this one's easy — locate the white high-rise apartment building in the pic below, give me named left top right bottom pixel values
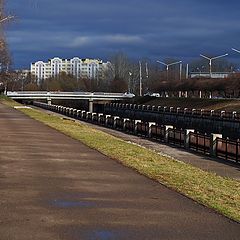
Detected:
left=31, top=57, right=109, bottom=84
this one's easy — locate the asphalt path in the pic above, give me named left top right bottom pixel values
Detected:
left=0, top=103, right=239, bottom=240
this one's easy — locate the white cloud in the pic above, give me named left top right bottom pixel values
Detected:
left=69, top=34, right=143, bottom=47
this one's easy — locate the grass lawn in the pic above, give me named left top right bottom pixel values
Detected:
left=1, top=97, right=240, bottom=222
left=135, top=96, right=240, bottom=111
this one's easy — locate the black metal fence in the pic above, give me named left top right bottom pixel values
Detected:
left=125, top=120, right=135, bottom=133
left=136, top=122, right=149, bottom=137
left=168, top=129, right=185, bottom=146
left=189, top=132, right=210, bottom=154
left=216, top=138, right=240, bottom=163
left=33, top=101, right=240, bottom=164
left=105, top=103, right=240, bottom=121
left=150, top=125, right=165, bottom=141
left=115, top=118, right=124, bottom=130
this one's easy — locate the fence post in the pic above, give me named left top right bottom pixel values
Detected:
left=76, top=110, right=80, bottom=118
left=113, top=116, right=120, bottom=129
left=232, top=111, right=237, bottom=119
left=236, top=140, right=239, bottom=163
left=164, top=125, right=173, bottom=143
left=81, top=110, right=86, bottom=119
left=134, top=120, right=142, bottom=134
left=210, top=133, right=222, bottom=157
left=184, top=129, right=195, bottom=149
left=92, top=113, right=97, bottom=122
left=98, top=113, right=104, bottom=124
left=123, top=118, right=130, bottom=131
left=86, top=112, right=91, bottom=121
left=105, top=115, right=111, bottom=126
left=148, top=122, right=156, bottom=138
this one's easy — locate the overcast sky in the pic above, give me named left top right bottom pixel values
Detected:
left=5, top=0, right=240, bottom=69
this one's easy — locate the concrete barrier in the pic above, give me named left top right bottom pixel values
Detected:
left=113, top=116, right=120, bottom=129
left=148, top=122, right=156, bottom=138
left=105, top=115, right=111, bottom=126
left=164, top=125, right=174, bottom=143
left=210, top=133, right=222, bottom=157
left=184, top=129, right=195, bottom=149
left=134, top=120, right=142, bottom=134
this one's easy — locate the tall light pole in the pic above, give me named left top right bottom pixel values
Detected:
left=128, top=71, right=132, bottom=93
left=232, top=48, right=240, bottom=54
left=145, top=62, right=149, bottom=79
left=0, top=16, right=14, bottom=24
left=186, top=64, right=189, bottom=79
left=179, top=63, right=182, bottom=81
left=200, top=53, right=228, bottom=77
left=157, top=60, right=182, bottom=81
left=139, top=61, right=142, bottom=96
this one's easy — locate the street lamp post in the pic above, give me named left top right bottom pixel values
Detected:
left=200, top=53, right=228, bottom=77
left=179, top=63, right=182, bottom=81
left=145, top=62, right=149, bottom=79
left=0, top=16, right=14, bottom=24
left=232, top=48, right=240, bottom=54
left=139, top=61, right=142, bottom=96
left=156, top=60, right=182, bottom=81
left=128, top=71, right=132, bottom=93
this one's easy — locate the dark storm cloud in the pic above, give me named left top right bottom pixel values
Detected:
left=5, top=0, right=240, bottom=68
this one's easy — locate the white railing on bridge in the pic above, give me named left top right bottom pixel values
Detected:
left=6, top=91, right=135, bottom=100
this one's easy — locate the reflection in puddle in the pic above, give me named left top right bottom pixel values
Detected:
left=51, top=199, right=94, bottom=208
left=91, top=230, right=114, bottom=240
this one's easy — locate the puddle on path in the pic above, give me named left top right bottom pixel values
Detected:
left=90, top=230, right=115, bottom=240
left=63, top=226, right=129, bottom=239
left=51, top=199, right=94, bottom=208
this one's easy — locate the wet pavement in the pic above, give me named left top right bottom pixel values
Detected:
left=0, top=103, right=240, bottom=240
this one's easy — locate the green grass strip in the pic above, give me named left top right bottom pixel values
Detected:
left=2, top=98, right=240, bottom=222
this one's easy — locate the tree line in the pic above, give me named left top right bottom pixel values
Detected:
left=1, top=49, right=240, bottom=97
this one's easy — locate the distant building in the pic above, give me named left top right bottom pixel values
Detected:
left=15, top=69, right=31, bottom=79
left=31, top=57, right=110, bottom=85
left=189, top=72, right=231, bottom=79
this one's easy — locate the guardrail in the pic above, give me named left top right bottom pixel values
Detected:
left=216, top=138, right=240, bottom=163
left=189, top=132, right=211, bottom=154
left=7, top=91, right=135, bottom=101
left=33, top=101, right=239, bottom=164
left=105, top=103, right=240, bottom=121
left=168, top=129, right=185, bottom=146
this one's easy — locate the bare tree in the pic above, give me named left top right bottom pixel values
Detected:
left=0, top=0, right=14, bottom=92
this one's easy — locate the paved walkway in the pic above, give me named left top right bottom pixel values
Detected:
left=0, top=103, right=239, bottom=240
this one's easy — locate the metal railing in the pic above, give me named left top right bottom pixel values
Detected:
left=150, top=125, right=165, bottom=141
left=189, top=132, right=210, bottom=154
left=125, top=120, right=135, bottom=133
left=216, top=138, right=240, bottom=163
left=168, top=129, right=185, bottom=146
left=33, top=101, right=240, bottom=165
left=116, top=118, right=124, bottom=130
left=136, top=122, right=149, bottom=137
left=106, top=103, right=240, bottom=121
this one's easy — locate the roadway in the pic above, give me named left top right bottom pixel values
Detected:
left=0, top=102, right=239, bottom=240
